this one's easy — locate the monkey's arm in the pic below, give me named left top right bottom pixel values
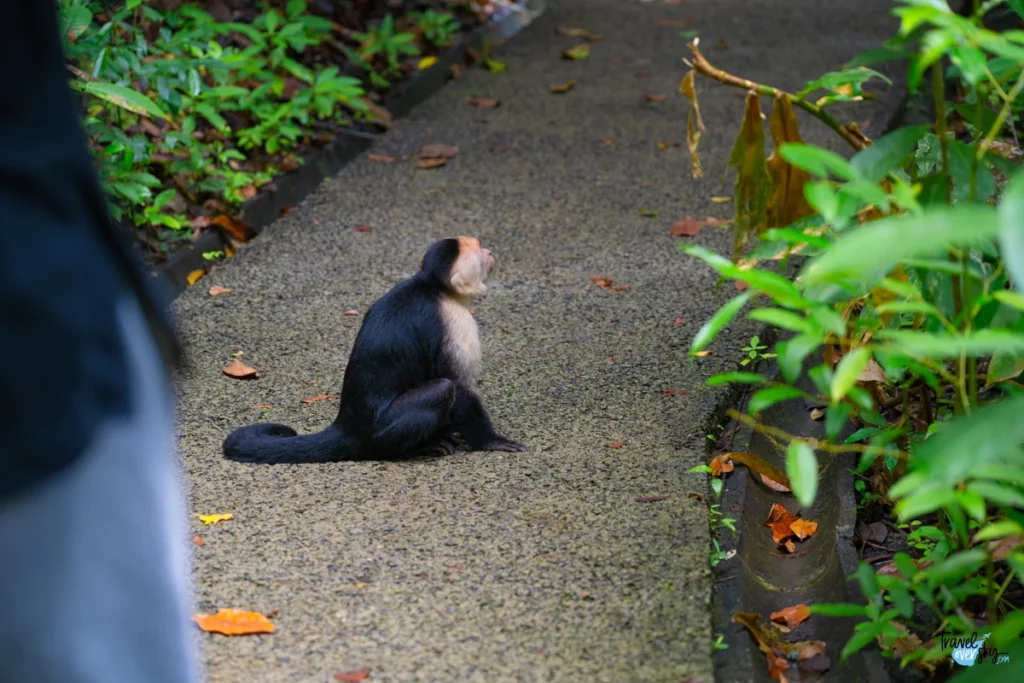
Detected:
left=450, top=385, right=528, bottom=452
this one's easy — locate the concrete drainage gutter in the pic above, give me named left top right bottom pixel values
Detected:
left=711, top=353, right=891, bottom=683
left=155, top=0, right=546, bottom=298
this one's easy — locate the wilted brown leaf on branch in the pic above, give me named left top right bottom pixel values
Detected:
left=193, top=609, right=274, bottom=636
left=728, top=92, right=772, bottom=260
left=761, top=474, right=791, bottom=492
left=679, top=70, right=705, bottom=179
left=766, top=94, right=814, bottom=230
left=725, top=452, right=791, bottom=489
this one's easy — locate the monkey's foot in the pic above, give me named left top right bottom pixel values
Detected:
left=480, top=437, right=530, bottom=453
left=417, top=436, right=460, bottom=457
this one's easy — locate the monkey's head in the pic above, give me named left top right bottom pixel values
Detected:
left=421, top=236, right=494, bottom=299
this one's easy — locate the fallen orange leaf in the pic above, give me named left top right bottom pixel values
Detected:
left=416, top=157, right=447, bottom=169
left=193, top=535, right=205, bottom=546
left=335, top=667, right=371, bottom=682
left=368, top=153, right=395, bottom=163
left=211, top=214, right=255, bottom=242
left=710, top=454, right=735, bottom=476
left=239, top=184, right=257, bottom=201
left=301, top=394, right=340, bottom=404
left=723, top=452, right=791, bottom=488
left=767, top=653, right=790, bottom=679
left=550, top=79, right=576, bottom=94
left=735, top=281, right=750, bottom=291
left=761, top=473, right=791, bottom=493
left=790, top=519, right=818, bottom=540
left=209, top=285, right=232, bottom=296
left=766, top=503, right=797, bottom=544
left=784, top=539, right=797, bottom=553
left=671, top=217, right=704, bottom=237
left=770, top=604, right=811, bottom=629
left=186, top=269, right=205, bottom=286
left=580, top=591, right=593, bottom=599
left=355, top=224, right=372, bottom=233
left=607, top=441, right=627, bottom=449
left=420, top=144, right=459, bottom=159
left=673, top=317, right=687, bottom=325
left=254, top=404, right=273, bottom=410
left=223, top=359, right=259, bottom=380
left=468, top=98, right=500, bottom=108
left=193, top=609, right=274, bottom=636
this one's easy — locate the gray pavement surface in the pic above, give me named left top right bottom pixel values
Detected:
left=172, top=0, right=905, bottom=680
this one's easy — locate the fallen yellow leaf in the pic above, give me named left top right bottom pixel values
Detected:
left=193, top=609, right=274, bottom=635
left=187, top=269, right=205, bottom=286
left=417, top=56, right=438, bottom=71
left=196, top=513, right=233, bottom=525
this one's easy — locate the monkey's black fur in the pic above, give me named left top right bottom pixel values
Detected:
left=223, top=238, right=527, bottom=463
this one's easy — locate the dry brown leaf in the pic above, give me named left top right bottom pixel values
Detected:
left=725, top=452, right=792, bottom=490
left=661, top=389, right=688, bottom=397
left=643, top=93, right=667, bottom=103
left=858, top=359, right=887, bottom=383
left=279, top=204, right=293, bottom=218
left=766, top=94, right=814, bottom=231
left=194, top=609, right=274, bottom=636
left=209, top=285, right=232, bottom=296
left=416, top=157, right=447, bottom=169
left=420, top=144, right=459, bottom=159
left=671, top=216, right=704, bottom=237
left=607, top=441, right=627, bottom=449
left=590, top=275, right=630, bottom=292
left=239, top=184, right=257, bottom=201
left=710, top=454, right=735, bottom=476
left=716, top=38, right=730, bottom=49
left=368, top=153, right=395, bottom=163
left=783, top=539, right=797, bottom=553
left=334, top=668, right=371, bottom=682
left=254, top=404, right=272, bottom=410
left=603, top=138, right=614, bottom=147
left=729, top=92, right=771, bottom=259
left=450, top=63, right=465, bottom=79
left=634, top=495, right=668, bottom=503
left=468, top=98, right=500, bottom=108
left=761, top=473, right=791, bottom=492
left=771, top=604, right=811, bottom=630
left=858, top=521, right=889, bottom=545
left=550, top=79, right=576, bottom=94
left=193, top=535, right=205, bottom=546
left=679, top=70, right=705, bottom=179
left=656, top=18, right=690, bottom=27
left=991, top=535, right=1024, bottom=560
left=354, top=224, right=373, bottom=233
left=673, top=317, right=687, bottom=326
left=223, top=359, right=259, bottom=380
left=809, top=407, right=825, bottom=421
left=734, top=281, right=750, bottom=292
left=186, top=269, right=205, bottom=286
left=191, top=215, right=212, bottom=229
left=556, top=27, right=603, bottom=41
left=790, top=519, right=818, bottom=540
left=211, top=214, right=255, bottom=242
left=767, top=653, right=790, bottom=679
left=301, top=394, right=340, bottom=404
left=344, top=309, right=359, bottom=316
left=766, top=503, right=798, bottom=544
left=580, top=591, right=593, bottom=599
left=884, top=625, right=936, bottom=673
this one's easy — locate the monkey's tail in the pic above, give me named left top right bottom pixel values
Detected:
left=222, top=423, right=358, bottom=464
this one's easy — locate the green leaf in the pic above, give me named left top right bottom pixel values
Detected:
left=875, top=300, right=942, bottom=317
left=973, top=519, right=1024, bottom=542
left=966, top=481, right=1024, bottom=509
left=999, top=170, right=1024, bottom=292
left=948, top=139, right=996, bottom=202
left=563, top=44, right=590, bottom=60
left=825, top=402, right=853, bottom=441
left=877, top=329, right=1024, bottom=358
left=994, top=290, right=1024, bottom=311
left=801, top=205, right=1000, bottom=290
left=72, top=81, right=169, bottom=120
left=195, top=103, right=229, bottom=133
left=831, top=347, right=871, bottom=403
left=840, top=622, right=885, bottom=664
left=786, top=440, right=819, bottom=506
left=809, top=602, right=868, bottom=617
left=777, top=334, right=819, bottom=384
left=956, top=489, right=987, bottom=523
left=988, top=350, right=1024, bottom=386
left=749, top=386, right=805, bottom=415
left=152, top=189, right=176, bottom=210
left=845, top=427, right=881, bottom=443
left=747, top=307, right=816, bottom=334
left=779, top=143, right=854, bottom=180
left=187, top=68, right=202, bottom=97
left=61, top=4, right=93, bottom=43
left=924, top=548, right=987, bottom=586
left=850, top=125, right=928, bottom=182
left=706, top=372, right=768, bottom=386
left=690, top=293, right=750, bottom=355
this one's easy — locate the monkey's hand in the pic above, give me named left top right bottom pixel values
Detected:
left=480, top=436, right=529, bottom=453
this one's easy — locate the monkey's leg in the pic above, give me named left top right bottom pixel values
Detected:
left=450, top=385, right=529, bottom=453
left=368, top=378, right=456, bottom=457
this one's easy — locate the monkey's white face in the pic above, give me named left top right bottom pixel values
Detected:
left=450, top=236, right=492, bottom=299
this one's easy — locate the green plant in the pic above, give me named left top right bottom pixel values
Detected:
left=680, top=0, right=1024, bottom=674
left=411, top=9, right=461, bottom=47
left=352, top=14, right=420, bottom=77
left=739, top=334, right=775, bottom=366
left=713, top=633, right=730, bottom=651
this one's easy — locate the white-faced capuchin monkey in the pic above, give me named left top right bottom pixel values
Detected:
left=223, top=236, right=529, bottom=463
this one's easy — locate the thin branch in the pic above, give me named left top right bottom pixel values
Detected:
left=685, top=41, right=870, bottom=151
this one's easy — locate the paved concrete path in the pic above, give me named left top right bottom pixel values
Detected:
left=172, top=0, right=904, bottom=680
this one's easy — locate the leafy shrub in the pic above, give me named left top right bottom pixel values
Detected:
left=682, top=0, right=1024, bottom=674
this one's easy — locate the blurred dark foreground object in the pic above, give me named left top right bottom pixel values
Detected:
left=0, top=3, right=197, bottom=682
